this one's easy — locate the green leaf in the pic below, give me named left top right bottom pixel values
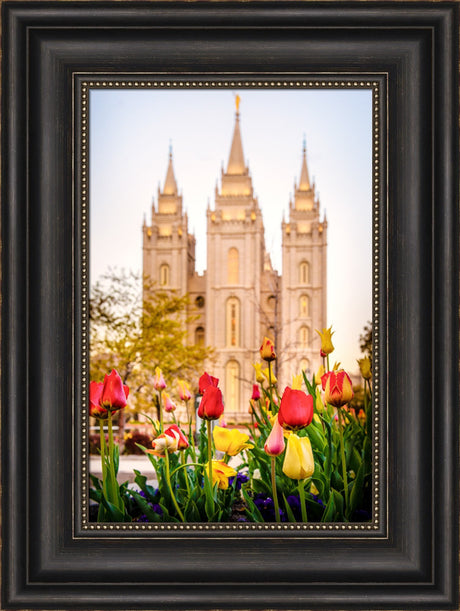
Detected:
left=321, top=493, right=336, bottom=522
left=307, top=424, right=326, bottom=453
left=282, top=494, right=297, bottom=522
left=242, top=488, right=265, bottom=522
left=348, top=461, right=365, bottom=519
left=331, top=488, right=344, bottom=521
left=129, top=489, right=161, bottom=522
left=99, top=496, right=127, bottom=522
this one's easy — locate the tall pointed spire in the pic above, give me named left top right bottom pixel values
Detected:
left=163, top=145, right=178, bottom=195
left=227, top=97, right=246, bottom=175
left=298, top=137, right=311, bottom=191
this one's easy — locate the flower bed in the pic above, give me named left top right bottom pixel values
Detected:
left=89, top=329, right=372, bottom=523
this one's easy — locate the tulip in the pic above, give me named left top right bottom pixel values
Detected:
left=264, top=416, right=285, bottom=456
left=213, top=426, right=253, bottom=456
left=89, top=381, right=109, bottom=419
left=282, top=434, right=314, bottom=480
left=162, top=391, right=176, bottom=413
left=177, top=379, right=192, bottom=401
left=205, top=460, right=237, bottom=489
left=278, top=387, right=313, bottom=431
left=292, top=374, right=303, bottom=390
left=98, top=369, right=129, bottom=412
left=251, top=384, right=261, bottom=401
left=253, top=362, right=265, bottom=384
left=146, top=424, right=188, bottom=457
left=358, top=409, right=367, bottom=426
left=153, top=366, right=166, bottom=391
left=198, top=385, right=224, bottom=420
left=315, top=391, right=324, bottom=413
left=314, top=364, right=325, bottom=385
left=316, top=326, right=335, bottom=355
left=324, top=370, right=354, bottom=408
left=357, top=356, right=372, bottom=380
left=260, top=336, right=276, bottom=362
left=199, top=371, right=219, bottom=394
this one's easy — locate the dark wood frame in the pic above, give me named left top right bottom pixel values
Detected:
left=2, top=2, right=458, bottom=609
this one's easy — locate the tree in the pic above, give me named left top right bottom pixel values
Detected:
left=90, top=269, right=213, bottom=419
left=359, top=320, right=372, bottom=363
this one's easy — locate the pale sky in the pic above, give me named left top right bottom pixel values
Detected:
left=90, top=89, right=372, bottom=373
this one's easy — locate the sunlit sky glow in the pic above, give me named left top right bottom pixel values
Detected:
left=90, top=89, right=372, bottom=373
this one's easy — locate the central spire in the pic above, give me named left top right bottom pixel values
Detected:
left=163, top=146, right=178, bottom=195
left=298, top=138, right=311, bottom=191
left=226, top=98, right=246, bottom=175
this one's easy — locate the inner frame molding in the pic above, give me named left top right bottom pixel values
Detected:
left=75, top=74, right=387, bottom=536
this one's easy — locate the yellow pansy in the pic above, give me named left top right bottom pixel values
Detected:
left=213, top=426, right=254, bottom=456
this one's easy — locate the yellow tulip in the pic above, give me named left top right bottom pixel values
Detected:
left=332, top=361, right=341, bottom=371
left=357, top=356, right=372, bottom=380
left=316, top=326, right=334, bottom=355
left=213, top=426, right=254, bottom=456
left=314, top=365, right=325, bottom=385
left=253, top=362, right=265, bottom=384
left=315, top=392, right=324, bottom=413
left=282, top=434, right=314, bottom=480
left=291, top=374, right=303, bottom=390
left=205, top=460, right=237, bottom=489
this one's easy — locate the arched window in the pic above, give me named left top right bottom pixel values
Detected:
left=300, top=326, right=310, bottom=349
left=225, top=360, right=240, bottom=413
left=228, top=248, right=239, bottom=284
left=299, top=261, right=309, bottom=285
left=160, top=263, right=170, bottom=286
left=300, top=358, right=310, bottom=376
left=299, top=295, right=309, bottom=317
left=226, top=297, right=240, bottom=347
left=195, top=326, right=205, bottom=346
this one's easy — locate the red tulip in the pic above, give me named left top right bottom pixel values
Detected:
left=199, top=372, right=219, bottom=394
left=278, top=387, right=313, bottom=431
left=90, top=370, right=129, bottom=416
left=251, top=384, right=261, bottom=401
left=165, top=424, right=189, bottom=450
left=146, top=424, right=188, bottom=456
left=198, top=385, right=224, bottom=420
left=324, top=370, right=354, bottom=408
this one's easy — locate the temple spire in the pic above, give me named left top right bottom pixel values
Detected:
left=227, top=98, right=245, bottom=175
left=163, top=145, right=178, bottom=195
left=298, top=137, right=311, bottom=191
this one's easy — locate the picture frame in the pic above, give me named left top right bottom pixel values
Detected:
left=2, top=2, right=458, bottom=609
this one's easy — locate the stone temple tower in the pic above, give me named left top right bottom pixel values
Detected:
left=280, top=140, right=328, bottom=383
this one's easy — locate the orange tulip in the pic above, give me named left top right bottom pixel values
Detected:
left=260, top=336, right=276, bottom=362
left=324, top=370, right=354, bottom=408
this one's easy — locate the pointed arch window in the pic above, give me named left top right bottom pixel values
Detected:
left=225, top=360, right=240, bottom=413
left=299, top=295, right=310, bottom=317
left=300, top=358, right=310, bottom=375
left=160, top=263, right=170, bottom=286
left=228, top=248, right=239, bottom=284
left=299, top=261, right=309, bottom=285
left=195, top=326, right=205, bottom=346
left=226, top=297, right=240, bottom=347
left=300, top=326, right=310, bottom=349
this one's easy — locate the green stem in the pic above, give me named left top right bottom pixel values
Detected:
left=164, top=449, right=185, bottom=521
left=337, top=407, right=349, bottom=520
left=327, top=354, right=330, bottom=372
left=267, top=363, right=275, bottom=412
left=363, top=379, right=368, bottom=415
left=99, top=419, right=108, bottom=501
left=298, top=479, right=308, bottom=522
left=181, top=451, right=191, bottom=497
left=206, top=419, right=213, bottom=485
left=170, top=461, right=204, bottom=478
left=107, top=411, right=123, bottom=512
left=270, top=456, right=280, bottom=523
left=158, top=392, right=164, bottom=433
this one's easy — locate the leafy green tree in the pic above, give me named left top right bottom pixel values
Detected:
left=90, top=269, right=213, bottom=420
left=359, top=320, right=372, bottom=363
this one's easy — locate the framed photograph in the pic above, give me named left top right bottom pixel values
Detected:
left=2, top=2, right=458, bottom=609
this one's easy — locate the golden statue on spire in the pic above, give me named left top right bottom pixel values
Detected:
left=235, top=94, right=241, bottom=113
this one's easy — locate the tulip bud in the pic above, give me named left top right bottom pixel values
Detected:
left=292, top=374, right=303, bottom=390
left=99, top=369, right=129, bottom=412
left=282, top=434, right=314, bottom=480
left=260, top=336, right=276, bottom=362
left=162, top=391, right=176, bottom=413
left=262, top=364, right=277, bottom=385
left=199, top=371, right=219, bottom=394
left=197, top=385, right=224, bottom=420
left=314, top=365, right=325, bottom=386
left=357, top=357, right=372, bottom=380
left=315, top=391, right=324, bottom=413
left=264, top=416, right=285, bottom=456
left=153, top=367, right=166, bottom=391
left=89, top=381, right=109, bottom=419
left=316, top=326, right=335, bottom=355
left=278, top=387, right=314, bottom=431
left=358, top=409, right=366, bottom=426
left=177, top=379, right=192, bottom=401
left=324, top=370, right=354, bottom=408
left=253, top=362, right=265, bottom=384
left=251, top=384, right=261, bottom=401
